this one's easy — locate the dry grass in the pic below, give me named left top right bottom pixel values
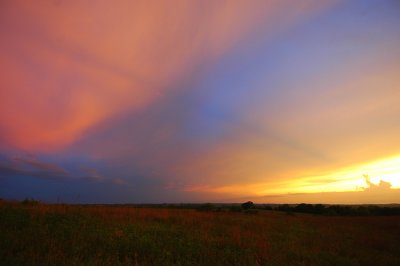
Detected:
left=1, top=202, right=399, bottom=265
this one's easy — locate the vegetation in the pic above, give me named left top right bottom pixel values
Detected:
left=21, top=197, right=41, bottom=206
left=1, top=200, right=400, bottom=265
left=274, top=203, right=400, bottom=216
left=241, top=201, right=255, bottom=210
left=197, top=203, right=216, bottom=211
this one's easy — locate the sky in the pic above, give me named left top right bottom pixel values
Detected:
left=1, top=0, right=400, bottom=204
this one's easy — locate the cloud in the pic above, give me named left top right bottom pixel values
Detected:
left=363, top=174, right=392, bottom=192
left=0, top=155, right=69, bottom=180
left=111, top=178, right=127, bottom=185
left=0, top=154, right=125, bottom=185
left=13, top=156, right=69, bottom=176
left=250, top=189, right=400, bottom=204
left=2, top=1, right=399, bottom=204
left=0, top=0, right=335, bottom=151
left=79, top=166, right=104, bottom=182
left=236, top=175, right=399, bottom=204
left=79, top=166, right=125, bottom=185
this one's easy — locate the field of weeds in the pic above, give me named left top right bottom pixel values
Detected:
left=1, top=202, right=399, bottom=265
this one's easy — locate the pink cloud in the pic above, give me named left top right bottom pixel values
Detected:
left=0, top=0, right=334, bottom=151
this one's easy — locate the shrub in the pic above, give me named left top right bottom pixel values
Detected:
left=21, top=198, right=40, bottom=206
left=241, top=201, right=254, bottom=210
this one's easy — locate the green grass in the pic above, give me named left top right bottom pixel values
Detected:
left=1, top=202, right=399, bottom=265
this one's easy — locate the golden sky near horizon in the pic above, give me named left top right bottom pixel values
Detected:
left=0, top=0, right=399, bottom=204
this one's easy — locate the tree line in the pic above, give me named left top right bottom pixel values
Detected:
left=273, top=203, right=400, bottom=216
left=198, top=201, right=400, bottom=216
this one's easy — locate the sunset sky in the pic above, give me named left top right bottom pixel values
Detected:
left=1, top=0, right=399, bottom=204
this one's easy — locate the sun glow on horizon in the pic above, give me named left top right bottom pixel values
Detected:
left=187, top=154, right=400, bottom=199
left=256, top=154, right=400, bottom=196
left=1, top=1, right=399, bottom=204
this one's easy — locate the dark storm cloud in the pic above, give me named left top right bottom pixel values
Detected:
left=0, top=155, right=69, bottom=180
left=0, top=154, right=123, bottom=185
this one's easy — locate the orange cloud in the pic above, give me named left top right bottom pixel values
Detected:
left=171, top=45, right=400, bottom=194
left=363, top=174, right=392, bottom=192
left=0, top=0, right=335, bottom=151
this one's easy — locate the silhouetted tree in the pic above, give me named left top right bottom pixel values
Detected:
left=272, top=202, right=400, bottom=216
left=264, top=205, right=273, bottom=210
left=295, top=203, right=314, bottom=213
left=314, top=204, right=325, bottom=214
left=241, top=201, right=254, bottom=210
left=277, top=204, right=292, bottom=212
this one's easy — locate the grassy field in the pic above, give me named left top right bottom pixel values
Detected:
left=1, top=201, right=399, bottom=265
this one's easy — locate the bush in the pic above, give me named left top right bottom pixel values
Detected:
left=241, top=201, right=254, bottom=210
left=21, top=198, right=40, bottom=206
